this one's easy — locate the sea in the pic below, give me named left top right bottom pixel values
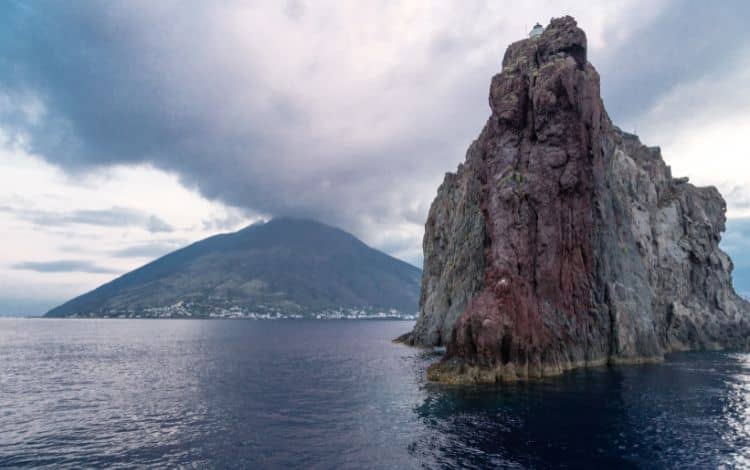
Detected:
left=0, top=318, right=748, bottom=469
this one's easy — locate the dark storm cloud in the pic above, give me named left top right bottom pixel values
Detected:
left=11, top=260, right=119, bottom=274
left=0, top=1, right=749, bottom=246
left=0, top=205, right=174, bottom=233
left=0, top=1, right=485, bottom=236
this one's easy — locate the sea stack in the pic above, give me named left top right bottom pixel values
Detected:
left=401, top=16, right=750, bottom=383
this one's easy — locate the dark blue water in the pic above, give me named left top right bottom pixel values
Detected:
left=1, top=319, right=749, bottom=469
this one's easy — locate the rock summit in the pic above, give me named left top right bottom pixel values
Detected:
left=399, top=16, right=750, bottom=383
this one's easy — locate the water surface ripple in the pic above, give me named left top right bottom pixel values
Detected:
left=1, top=319, right=748, bottom=468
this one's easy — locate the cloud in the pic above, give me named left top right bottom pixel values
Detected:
left=726, top=186, right=750, bottom=212
left=594, top=1, right=750, bottom=128
left=0, top=1, right=748, bottom=258
left=0, top=205, right=174, bottom=233
left=201, top=208, right=255, bottom=232
left=111, top=240, right=187, bottom=259
left=11, top=260, right=119, bottom=274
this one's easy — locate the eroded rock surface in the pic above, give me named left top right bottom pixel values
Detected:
left=400, top=16, right=750, bottom=383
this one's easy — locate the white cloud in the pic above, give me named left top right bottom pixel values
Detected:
left=634, top=49, right=750, bottom=217
left=0, top=141, right=258, bottom=312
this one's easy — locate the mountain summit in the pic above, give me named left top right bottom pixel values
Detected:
left=46, top=218, right=421, bottom=318
left=400, top=16, right=750, bottom=383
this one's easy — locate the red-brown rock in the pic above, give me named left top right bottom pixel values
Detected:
left=401, top=16, right=750, bottom=383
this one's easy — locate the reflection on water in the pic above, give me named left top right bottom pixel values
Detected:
left=724, top=354, right=750, bottom=469
left=413, top=354, right=750, bottom=468
left=0, top=318, right=748, bottom=468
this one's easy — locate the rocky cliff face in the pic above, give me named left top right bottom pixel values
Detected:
left=401, top=16, right=750, bottom=383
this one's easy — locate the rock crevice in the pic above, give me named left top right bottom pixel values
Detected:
left=401, top=16, right=750, bottom=383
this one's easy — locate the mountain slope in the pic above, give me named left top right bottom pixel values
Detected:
left=46, top=218, right=422, bottom=318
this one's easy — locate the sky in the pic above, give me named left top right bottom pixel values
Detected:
left=1, top=0, right=749, bottom=315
